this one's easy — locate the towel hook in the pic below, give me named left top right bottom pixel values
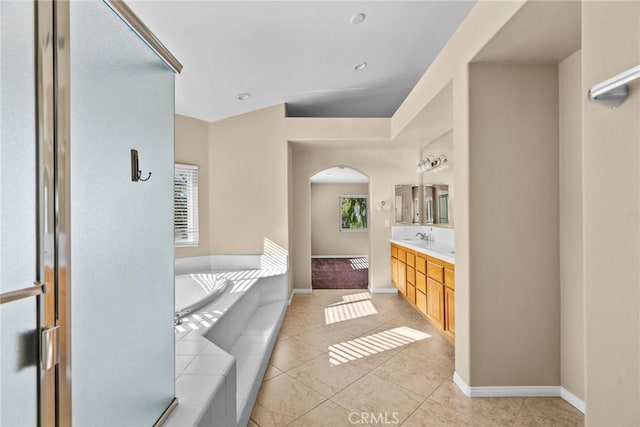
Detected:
left=131, top=149, right=152, bottom=182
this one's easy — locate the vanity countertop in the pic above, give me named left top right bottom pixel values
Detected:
left=390, top=238, right=455, bottom=265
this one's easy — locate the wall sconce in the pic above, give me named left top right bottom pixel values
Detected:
left=376, top=200, right=392, bottom=212
left=417, top=155, right=448, bottom=174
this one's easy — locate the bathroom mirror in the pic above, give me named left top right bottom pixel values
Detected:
left=394, top=184, right=420, bottom=224
left=423, top=184, right=451, bottom=227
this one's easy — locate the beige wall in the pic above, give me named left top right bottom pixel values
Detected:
left=583, top=2, right=640, bottom=424
left=468, top=63, right=560, bottom=386
left=208, top=104, right=288, bottom=254
left=291, top=146, right=417, bottom=291
left=559, top=50, right=584, bottom=401
left=453, top=67, right=471, bottom=383
left=175, top=114, right=211, bottom=258
left=310, top=183, right=369, bottom=257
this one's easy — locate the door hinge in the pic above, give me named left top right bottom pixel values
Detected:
left=41, top=325, right=60, bottom=371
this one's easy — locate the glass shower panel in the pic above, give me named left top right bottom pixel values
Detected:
left=0, top=1, right=39, bottom=425
left=70, top=2, right=175, bottom=425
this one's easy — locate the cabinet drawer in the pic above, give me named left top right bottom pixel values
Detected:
left=444, top=268, right=455, bottom=290
left=398, top=248, right=406, bottom=263
left=416, top=256, right=426, bottom=274
left=427, top=261, right=444, bottom=282
left=406, top=283, right=416, bottom=304
left=391, top=245, right=398, bottom=259
left=407, top=266, right=415, bottom=285
left=416, top=290, right=427, bottom=315
left=416, top=271, right=426, bottom=294
left=406, top=251, right=415, bottom=268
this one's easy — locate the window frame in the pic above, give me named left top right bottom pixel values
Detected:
left=174, top=163, right=199, bottom=247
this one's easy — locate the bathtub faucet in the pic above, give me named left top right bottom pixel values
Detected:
left=174, top=312, right=183, bottom=326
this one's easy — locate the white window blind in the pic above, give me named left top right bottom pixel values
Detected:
left=174, top=163, right=199, bottom=247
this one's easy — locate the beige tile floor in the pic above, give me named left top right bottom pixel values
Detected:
left=250, top=290, right=584, bottom=427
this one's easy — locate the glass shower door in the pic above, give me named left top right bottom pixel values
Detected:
left=69, top=1, right=176, bottom=425
left=1, top=1, right=41, bottom=425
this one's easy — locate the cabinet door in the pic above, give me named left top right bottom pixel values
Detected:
left=427, top=278, right=444, bottom=329
left=416, top=271, right=426, bottom=294
left=416, top=290, right=427, bottom=315
left=398, top=261, right=406, bottom=295
left=391, top=257, right=398, bottom=286
left=407, top=283, right=416, bottom=304
left=407, top=266, right=415, bottom=285
left=445, top=287, right=455, bottom=336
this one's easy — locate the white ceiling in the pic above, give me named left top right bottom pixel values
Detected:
left=310, top=167, right=368, bottom=184
left=128, top=1, right=476, bottom=123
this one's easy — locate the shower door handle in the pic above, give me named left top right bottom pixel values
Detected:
left=0, top=283, right=44, bottom=305
left=41, top=326, right=60, bottom=371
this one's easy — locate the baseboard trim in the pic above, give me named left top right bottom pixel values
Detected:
left=288, top=288, right=312, bottom=305
left=560, top=387, right=586, bottom=413
left=370, top=287, right=398, bottom=294
left=453, top=372, right=471, bottom=396
left=311, top=255, right=368, bottom=259
left=452, top=372, right=585, bottom=414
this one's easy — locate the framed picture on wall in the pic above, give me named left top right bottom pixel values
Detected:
left=339, top=195, right=368, bottom=232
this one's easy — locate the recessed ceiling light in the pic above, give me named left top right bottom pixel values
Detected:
left=350, top=13, right=366, bottom=25
left=237, top=92, right=251, bottom=101
left=354, top=62, right=368, bottom=71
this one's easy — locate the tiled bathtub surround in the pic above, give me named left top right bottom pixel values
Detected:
left=168, top=259, right=287, bottom=427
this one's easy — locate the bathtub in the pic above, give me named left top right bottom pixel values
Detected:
left=175, top=272, right=229, bottom=317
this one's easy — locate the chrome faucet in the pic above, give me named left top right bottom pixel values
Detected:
left=415, top=232, right=427, bottom=241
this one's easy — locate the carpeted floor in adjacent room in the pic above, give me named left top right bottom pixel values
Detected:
left=311, top=257, right=368, bottom=289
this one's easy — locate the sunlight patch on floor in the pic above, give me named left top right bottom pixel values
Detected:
left=349, top=257, right=369, bottom=270
left=324, top=299, right=377, bottom=325
left=327, top=292, right=371, bottom=307
left=328, top=326, right=431, bottom=366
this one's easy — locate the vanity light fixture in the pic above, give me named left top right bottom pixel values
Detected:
left=350, top=13, right=366, bottom=25
left=237, top=92, right=251, bottom=101
left=417, top=155, right=448, bottom=174
left=354, top=62, right=368, bottom=71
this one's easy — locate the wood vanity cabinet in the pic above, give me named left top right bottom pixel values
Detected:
left=445, top=287, right=455, bottom=336
left=391, top=257, right=398, bottom=286
left=444, top=267, right=455, bottom=338
left=415, top=255, right=427, bottom=316
left=396, top=246, right=407, bottom=296
left=390, top=243, right=455, bottom=342
left=427, top=278, right=445, bottom=328
left=406, top=251, right=416, bottom=303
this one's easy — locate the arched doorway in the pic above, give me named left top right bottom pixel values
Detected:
left=309, top=166, right=370, bottom=289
